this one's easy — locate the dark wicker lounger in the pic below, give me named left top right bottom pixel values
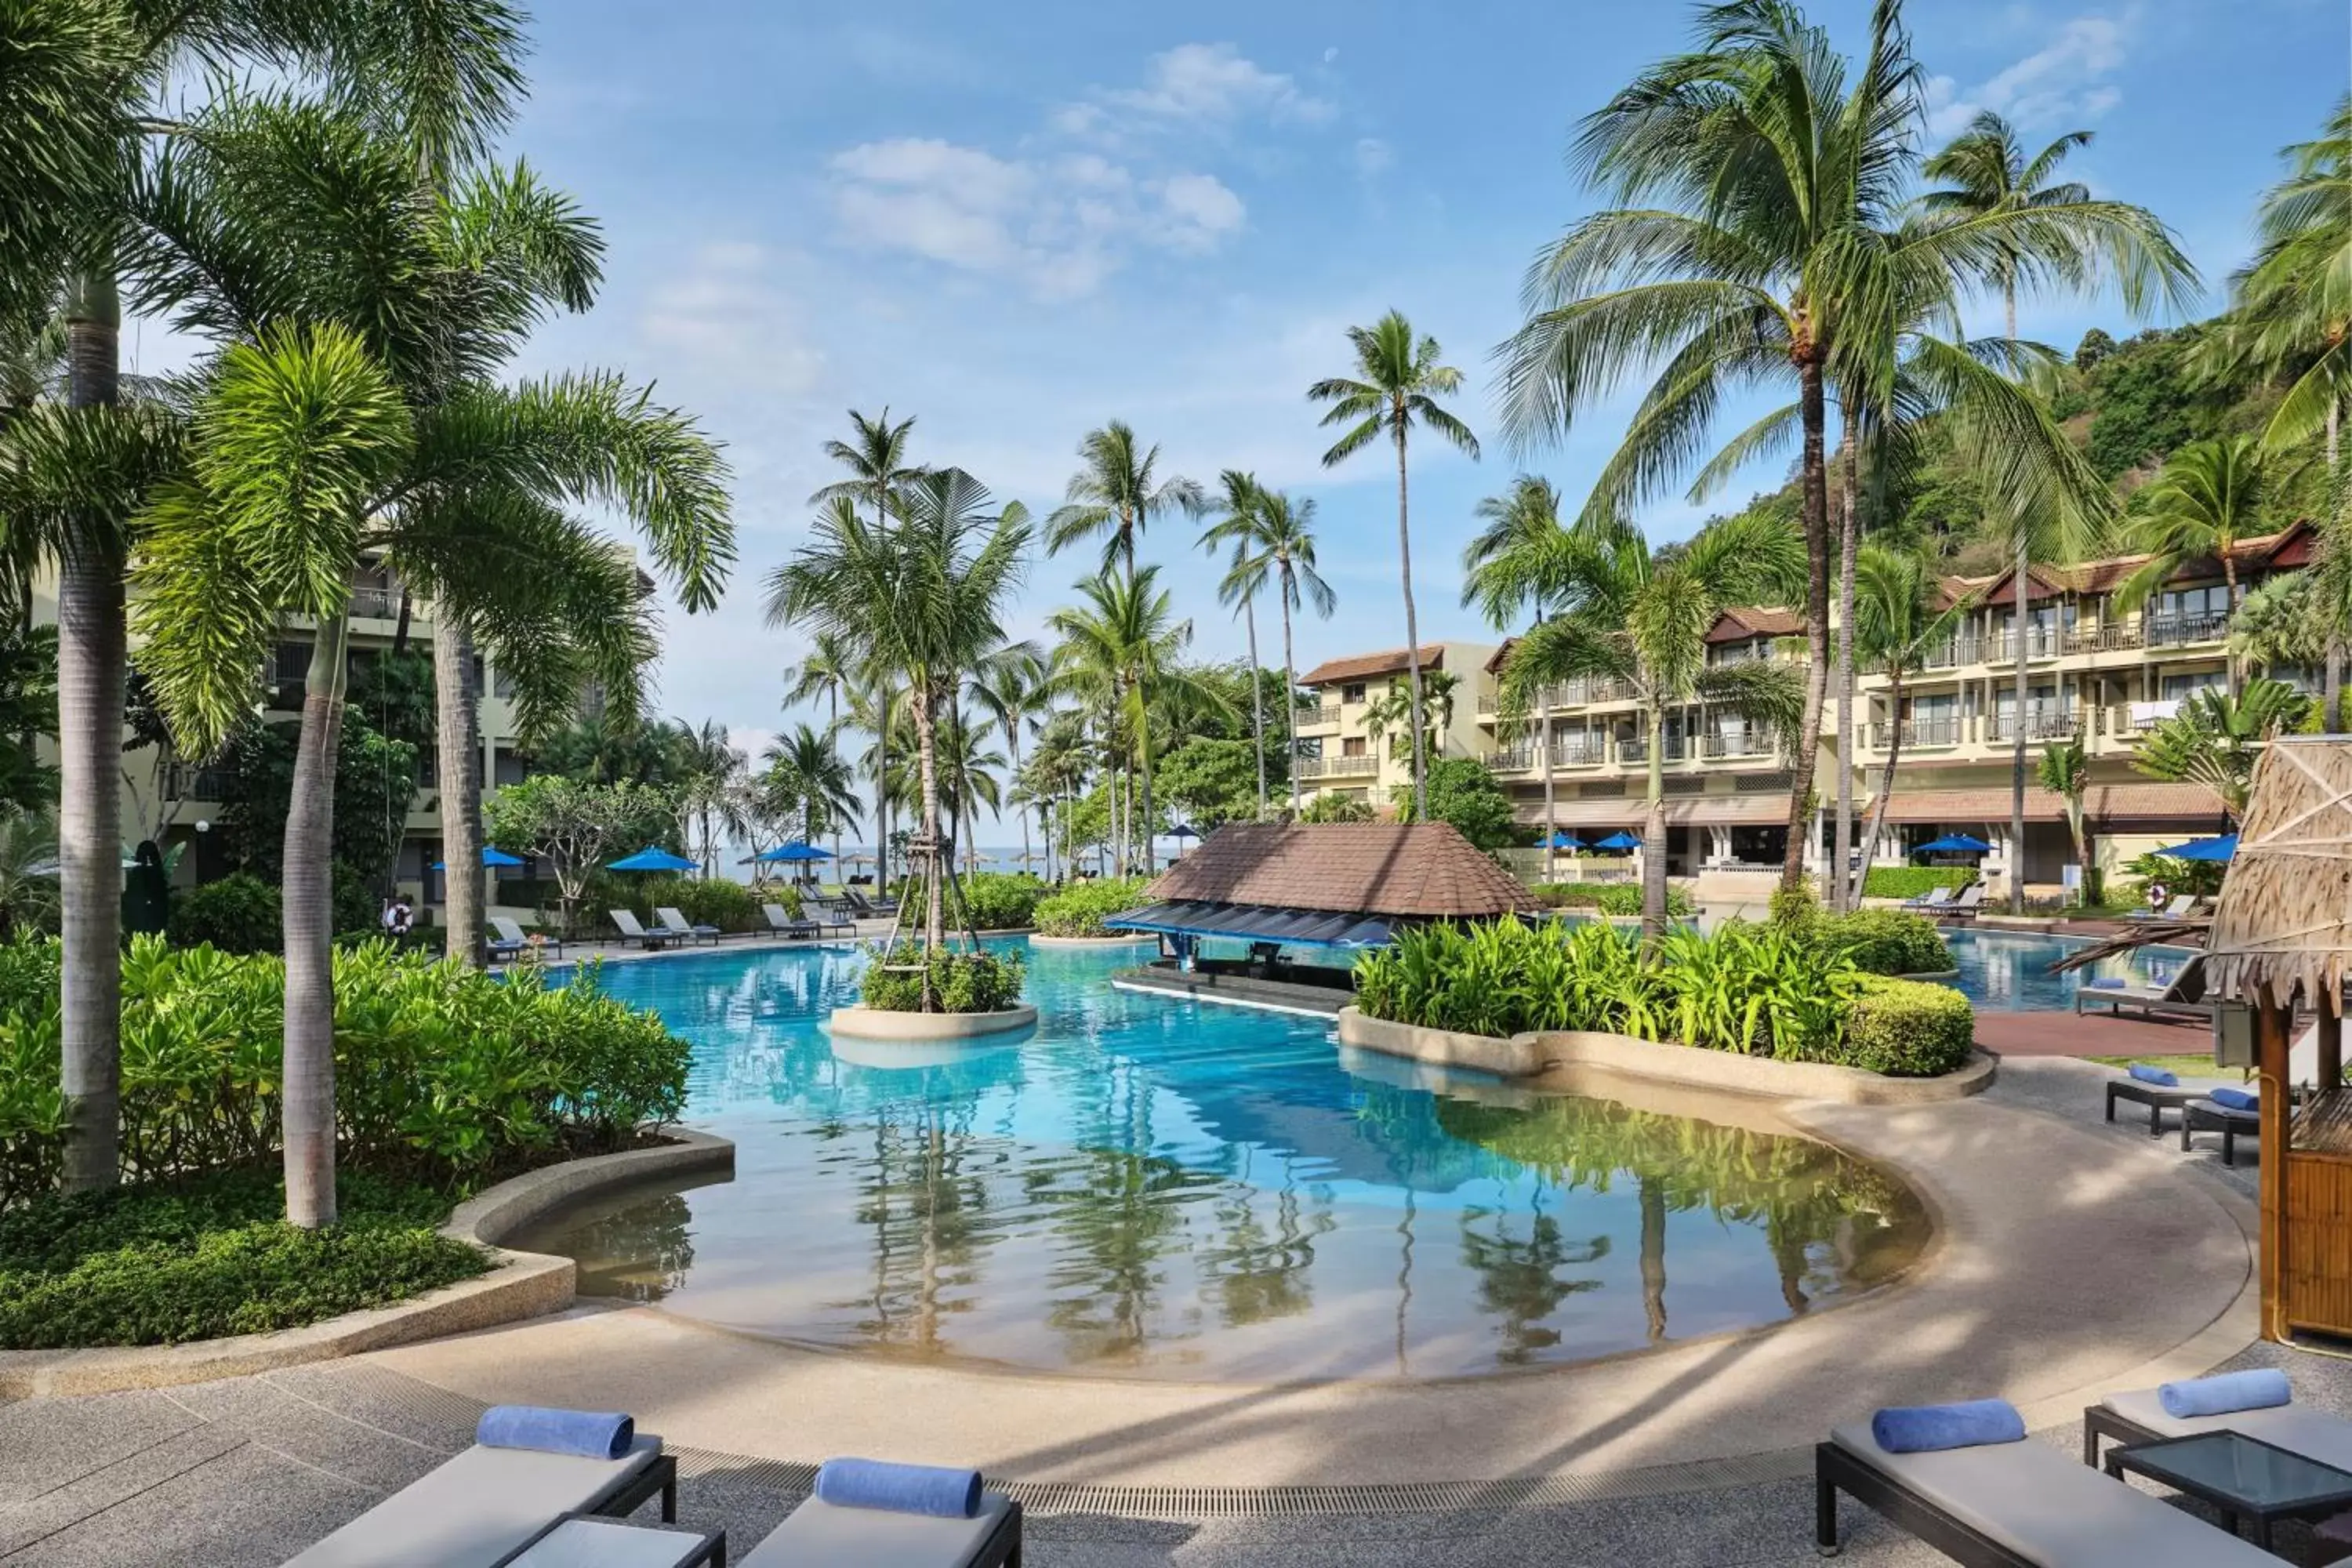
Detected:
left=1815, top=1421, right=2270, bottom=1565
left=2103, top=1078, right=2201, bottom=1135
left=2182, top=1098, right=2259, bottom=1165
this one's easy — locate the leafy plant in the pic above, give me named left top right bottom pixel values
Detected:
left=955, top=872, right=1046, bottom=931
left=1298, top=793, right=1374, bottom=823
left=1808, top=910, right=1953, bottom=976
left=857, top=943, right=1025, bottom=1014
left=627, top=875, right=763, bottom=934
left=165, top=874, right=281, bottom=954
left=1860, top=866, right=1976, bottom=900
left=1810, top=979, right=1976, bottom=1076
left=1033, top=877, right=1151, bottom=938
left=1393, top=757, right=1526, bottom=851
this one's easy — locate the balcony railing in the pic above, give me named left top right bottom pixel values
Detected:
left=2143, top=612, right=2230, bottom=647
left=1987, top=709, right=2081, bottom=742
left=2113, top=700, right=2187, bottom=733
left=1698, top=733, right=1773, bottom=760
left=2063, top=622, right=2143, bottom=655
left=1911, top=636, right=1983, bottom=671
left=1299, top=702, right=1344, bottom=726
left=349, top=585, right=405, bottom=621
left=1985, top=630, right=2066, bottom=662
left=1617, top=736, right=1689, bottom=764
left=1298, top=754, right=1378, bottom=779
left=1869, top=718, right=1965, bottom=750
left=1486, top=736, right=1613, bottom=772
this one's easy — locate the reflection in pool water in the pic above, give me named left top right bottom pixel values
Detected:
left=1941, top=929, right=2201, bottom=1011
left=520, top=940, right=1926, bottom=1380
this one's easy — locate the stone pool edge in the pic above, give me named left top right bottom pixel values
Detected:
left=0, top=1129, right=735, bottom=1399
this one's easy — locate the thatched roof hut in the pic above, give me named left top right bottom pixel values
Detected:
left=2199, top=738, right=2352, bottom=1014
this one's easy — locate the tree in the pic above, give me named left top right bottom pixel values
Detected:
left=967, top=645, right=1047, bottom=873
left=485, top=774, right=670, bottom=935
left=1044, top=421, right=1201, bottom=582
left=763, top=721, right=862, bottom=848
left=1462, top=475, right=1570, bottom=877
left=2212, top=98, right=2350, bottom=464
left=1399, top=758, right=1521, bottom=851
left=1156, top=736, right=1262, bottom=831
left=1308, top=311, right=1478, bottom=818
left=769, top=471, right=1030, bottom=968
left=1498, top=510, right=1806, bottom=938
left=673, top=720, right=747, bottom=876
left=2132, top=679, right=2312, bottom=820
left=2118, top=435, right=2269, bottom=690
left=1848, top=546, right=1976, bottom=906
left=2037, top=734, right=2091, bottom=898
left=1197, top=470, right=1270, bottom=820
left=1222, top=489, right=1332, bottom=816
left=1497, top=2, right=2189, bottom=901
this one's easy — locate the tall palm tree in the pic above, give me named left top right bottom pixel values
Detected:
left=764, top=721, right=862, bottom=848
left=967, top=644, right=1047, bottom=873
left=1198, top=470, right=1270, bottom=819
left=784, top=628, right=858, bottom=860
left=2212, top=98, right=2350, bottom=466
left=1247, top=491, right=1335, bottom=818
left=1497, top=0, right=2190, bottom=898
left=1308, top=311, right=1479, bottom=818
left=769, top=473, right=1029, bottom=961
left=843, top=668, right=903, bottom=887
left=675, top=720, right=747, bottom=876
left=1848, top=545, right=1976, bottom=906
left=1497, top=509, right=1806, bottom=939
left=2036, top=734, right=2090, bottom=898
left=2117, top=435, right=2268, bottom=691
left=1921, top=107, right=2192, bottom=910
left=1463, top=475, right=1570, bottom=877
left=1045, top=420, right=1203, bottom=583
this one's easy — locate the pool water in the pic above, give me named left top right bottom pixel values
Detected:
left=521, top=940, right=1925, bottom=1381
left=1940, top=930, right=2200, bottom=1011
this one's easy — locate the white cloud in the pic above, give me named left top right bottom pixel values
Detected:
left=828, top=138, right=1246, bottom=297
left=1094, top=42, right=1334, bottom=128
left=1354, top=137, right=1393, bottom=180
left=1925, top=15, right=2133, bottom=138
left=637, top=242, right=826, bottom=397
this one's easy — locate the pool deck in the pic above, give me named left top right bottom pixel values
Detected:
left=1975, top=1007, right=2216, bottom=1058
left=0, top=1054, right=2277, bottom=1566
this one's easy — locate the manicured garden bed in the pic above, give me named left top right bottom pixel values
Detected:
left=1031, top=877, right=1152, bottom=938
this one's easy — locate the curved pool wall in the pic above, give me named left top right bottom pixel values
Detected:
left=521, top=938, right=1926, bottom=1382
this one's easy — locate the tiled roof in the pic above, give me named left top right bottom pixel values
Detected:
left=1873, top=782, right=2227, bottom=826
left=1145, top=823, right=1541, bottom=918
left=1943, top=526, right=2312, bottom=606
left=1704, top=607, right=1805, bottom=644
left=1298, top=645, right=1446, bottom=687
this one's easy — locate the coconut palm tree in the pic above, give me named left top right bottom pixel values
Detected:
left=764, top=722, right=862, bottom=848
left=2117, top=435, right=2270, bottom=691
left=769, top=473, right=1029, bottom=961
left=1497, top=509, right=1806, bottom=939
left=1462, top=475, right=1570, bottom=877
left=675, top=720, right=748, bottom=877
left=784, top=628, right=859, bottom=860
left=2133, top=680, right=2311, bottom=821
left=1197, top=470, right=1271, bottom=819
left=967, top=644, right=1048, bottom=873
left=1497, top=1, right=2190, bottom=898
left=1920, top=107, right=2193, bottom=909
left=1241, top=490, right=1334, bottom=817
left=2037, top=734, right=2091, bottom=899
left=1044, top=420, right=1202, bottom=583
left=1848, top=545, right=1976, bottom=906
left=1308, top=311, right=1479, bottom=818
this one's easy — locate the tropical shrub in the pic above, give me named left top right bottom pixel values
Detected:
left=2123, top=850, right=2226, bottom=899
left=1299, top=793, right=1374, bottom=823
left=0, top=1167, right=485, bottom=1348
left=857, top=943, right=1025, bottom=1014
left=630, top=875, right=764, bottom=933
left=1530, top=881, right=1694, bottom=917
left=165, top=873, right=281, bottom=953
left=1809, top=909, right=1953, bottom=976
left=1033, top=877, right=1151, bottom=937
left=1861, top=866, right=1976, bottom=901
left=0, top=937, right=691, bottom=1206
left=1354, top=917, right=1663, bottom=1040
left=956, top=872, right=1045, bottom=931
left=1396, top=758, right=1526, bottom=851
left=1804, top=978, right=1976, bottom=1076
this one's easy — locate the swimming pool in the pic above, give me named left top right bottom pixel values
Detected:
left=1940, top=929, right=2200, bottom=1011
left=520, top=939, right=1924, bottom=1381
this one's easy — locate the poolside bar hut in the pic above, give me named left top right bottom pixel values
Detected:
left=2196, top=739, right=2352, bottom=1341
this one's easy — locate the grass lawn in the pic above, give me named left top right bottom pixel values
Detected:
left=0, top=1166, right=488, bottom=1350
left=2085, top=1054, right=2249, bottom=1080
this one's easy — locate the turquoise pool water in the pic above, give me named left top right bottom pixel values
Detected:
left=521, top=939, right=1924, bottom=1381
left=1941, top=929, right=2200, bottom=1011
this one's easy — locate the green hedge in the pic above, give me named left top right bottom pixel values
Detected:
left=624, top=876, right=764, bottom=933
left=1862, top=866, right=1977, bottom=900
left=165, top=873, right=281, bottom=953
left=956, top=872, right=1046, bottom=931
left=1809, top=909, right=1954, bottom=976
left=0, top=1167, right=485, bottom=1348
left=857, top=943, right=1025, bottom=1013
left=0, top=936, right=691, bottom=1208
left=1530, top=881, right=1695, bottom=917
left=1033, top=877, right=1151, bottom=938
left=1803, top=977, right=1977, bottom=1076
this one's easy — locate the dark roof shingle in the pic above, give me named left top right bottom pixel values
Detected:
left=1144, top=823, right=1540, bottom=919
left=1298, top=646, right=1446, bottom=686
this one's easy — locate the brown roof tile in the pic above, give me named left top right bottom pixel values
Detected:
left=1145, top=823, right=1541, bottom=918
left=1704, top=607, right=1804, bottom=644
left=1297, top=646, right=1446, bottom=687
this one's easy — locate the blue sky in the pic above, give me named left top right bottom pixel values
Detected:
left=299, top=0, right=2352, bottom=755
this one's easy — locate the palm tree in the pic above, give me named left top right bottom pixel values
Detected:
left=1849, top=546, right=1976, bottom=906
left=1308, top=311, right=1479, bottom=818
left=1463, top=475, right=1570, bottom=877
left=1497, top=509, right=1806, bottom=938
left=1219, top=489, right=1333, bottom=818
left=1921, top=107, right=2194, bottom=910
left=1497, top=2, right=2190, bottom=898
left=935, top=706, right=1007, bottom=871
left=1198, top=470, right=1270, bottom=819
left=769, top=473, right=1029, bottom=963
left=764, top=722, right=862, bottom=848
left=2212, top=99, right=2350, bottom=466
left=967, top=644, right=1047, bottom=873
left=843, top=669, right=903, bottom=888
left=675, top=720, right=748, bottom=876
left=1045, top=421, right=1202, bottom=583
left=784, top=629, right=858, bottom=860
left=2117, top=436, right=2268, bottom=691
left=2037, top=734, right=2091, bottom=900
left=2133, top=680, right=2311, bottom=821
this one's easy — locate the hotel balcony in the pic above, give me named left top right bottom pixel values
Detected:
left=1298, top=754, right=1379, bottom=780
left=1483, top=735, right=1613, bottom=774
left=1867, top=718, right=1965, bottom=750
left=1298, top=702, right=1345, bottom=729
left=1985, top=709, right=2083, bottom=743
left=1697, top=733, right=1775, bottom=760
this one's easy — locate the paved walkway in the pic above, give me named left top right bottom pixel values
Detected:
left=1974, top=1007, right=2217, bottom=1058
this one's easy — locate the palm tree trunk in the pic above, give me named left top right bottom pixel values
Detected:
left=57, top=267, right=123, bottom=1192
left=1639, top=1175, right=1667, bottom=1344
left=1833, top=436, right=1860, bottom=913
left=2222, top=557, right=2242, bottom=698
left=1538, top=641, right=1556, bottom=884
left=1138, top=728, right=1156, bottom=877
left=434, top=621, right=484, bottom=967
left=876, top=699, right=891, bottom=895
left=1392, top=419, right=1428, bottom=819
left=1279, top=579, right=1301, bottom=815
left=1243, top=592, right=1267, bottom=819
left=1642, top=696, right=1668, bottom=943
left=284, top=613, right=352, bottom=1228
left=829, top=688, right=843, bottom=864
left=1859, top=667, right=1907, bottom=903
left=913, top=683, right=944, bottom=979
left=1782, top=353, right=1832, bottom=895
left=2010, top=532, right=2029, bottom=914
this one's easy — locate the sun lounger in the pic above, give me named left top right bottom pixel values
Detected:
left=804, top=897, right=858, bottom=937
left=1929, top=884, right=1985, bottom=924
left=654, top=906, right=720, bottom=946
left=284, top=1418, right=673, bottom=1568
left=2182, top=1098, right=2259, bottom=1165
left=856, top=886, right=901, bottom=915
left=739, top=1465, right=1021, bottom=1568
left=2129, top=895, right=2200, bottom=922
left=2084, top=1382, right=2352, bottom=1473
left=764, top=902, right=818, bottom=939
left=2074, top=979, right=2212, bottom=1024
left=488, top=916, right=563, bottom=961
left=608, top=909, right=673, bottom=950
left=1817, top=1414, right=2273, bottom=1565
left=1901, top=886, right=1955, bottom=912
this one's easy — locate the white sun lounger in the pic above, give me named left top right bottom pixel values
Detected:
left=654, top=906, right=720, bottom=946
left=1901, top=886, right=1955, bottom=911
left=1817, top=1419, right=2272, bottom=1565
left=739, top=1491, right=1022, bottom=1568
left=608, top=909, right=673, bottom=950
left=2085, top=1385, right=2352, bottom=1472
left=283, top=1436, right=672, bottom=1568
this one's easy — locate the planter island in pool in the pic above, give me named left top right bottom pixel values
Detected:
left=826, top=1002, right=1040, bottom=1040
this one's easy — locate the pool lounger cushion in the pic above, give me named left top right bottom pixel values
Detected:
left=739, top=1493, right=1022, bottom=1568
left=1817, top=1421, right=2272, bottom=1566
left=2087, top=1386, right=2352, bottom=1472
left=283, top=1434, right=668, bottom=1568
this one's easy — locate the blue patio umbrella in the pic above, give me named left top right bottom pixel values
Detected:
left=2157, top=833, right=2238, bottom=862
left=607, top=844, right=696, bottom=873
left=1592, top=831, right=1642, bottom=851
left=1914, top=833, right=1994, bottom=855
left=430, top=846, right=524, bottom=869
left=761, top=841, right=832, bottom=863
left=1542, top=830, right=1584, bottom=850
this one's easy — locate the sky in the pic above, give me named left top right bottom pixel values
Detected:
left=134, top=0, right=2352, bottom=771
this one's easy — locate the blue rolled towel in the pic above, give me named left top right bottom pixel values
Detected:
left=476, top=1406, right=634, bottom=1461
left=2088, top=977, right=2127, bottom=989
left=815, top=1457, right=982, bottom=1519
left=2210, top=1087, right=2258, bottom=1112
left=2159, top=1369, right=2291, bottom=1419
left=1870, top=1399, right=2026, bottom=1454
left=2129, top=1064, right=2180, bottom=1087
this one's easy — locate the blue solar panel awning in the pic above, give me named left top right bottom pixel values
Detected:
left=1103, top=900, right=1394, bottom=949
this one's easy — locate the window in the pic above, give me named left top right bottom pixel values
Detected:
left=491, top=665, right=517, bottom=700
left=1341, top=683, right=1366, bottom=704
left=2161, top=670, right=2226, bottom=701
left=1341, top=736, right=1367, bottom=757
left=2156, top=586, right=2228, bottom=620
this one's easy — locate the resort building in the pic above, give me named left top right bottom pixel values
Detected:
left=1293, top=642, right=1501, bottom=805
left=1293, top=531, right=2314, bottom=898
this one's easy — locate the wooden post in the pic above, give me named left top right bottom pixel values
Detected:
left=2258, top=985, right=2292, bottom=1341
left=2321, top=1005, right=2343, bottom=1095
